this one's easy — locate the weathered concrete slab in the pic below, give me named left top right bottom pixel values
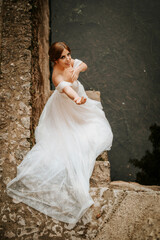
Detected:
left=1, top=180, right=160, bottom=240
left=1, top=186, right=125, bottom=239
left=110, top=180, right=160, bottom=192
left=94, top=182, right=160, bottom=240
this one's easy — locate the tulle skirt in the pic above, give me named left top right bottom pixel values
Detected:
left=6, top=82, right=113, bottom=224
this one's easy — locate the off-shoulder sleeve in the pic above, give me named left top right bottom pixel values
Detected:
left=73, top=59, right=83, bottom=69
left=56, top=81, right=72, bottom=93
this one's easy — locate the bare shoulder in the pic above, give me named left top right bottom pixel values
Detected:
left=52, top=71, right=63, bottom=87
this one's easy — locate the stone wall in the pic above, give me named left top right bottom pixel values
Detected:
left=1, top=0, right=32, bottom=182
left=0, top=0, right=2, bottom=64
left=0, top=0, right=50, bottom=164
left=0, top=0, right=50, bottom=238
left=30, top=0, right=50, bottom=145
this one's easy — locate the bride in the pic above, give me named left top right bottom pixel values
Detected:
left=6, top=42, right=113, bottom=224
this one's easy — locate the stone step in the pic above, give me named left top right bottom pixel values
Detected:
left=53, top=186, right=127, bottom=239
left=86, top=90, right=101, bottom=101
left=90, top=160, right=111, bottom=187
left=96, top=150, right=108, bottom=161
left=8, top=186, right=114, bottom=240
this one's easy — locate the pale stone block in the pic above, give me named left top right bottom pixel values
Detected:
left=86, top=90, right=101, bottom=102
left=21, top=116, right=30, bottom=129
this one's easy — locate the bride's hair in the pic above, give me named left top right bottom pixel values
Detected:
left=49, top=42, right=71, bottom=63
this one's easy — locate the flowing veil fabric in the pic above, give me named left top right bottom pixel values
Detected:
left=6, top=59, right=113, bottom=224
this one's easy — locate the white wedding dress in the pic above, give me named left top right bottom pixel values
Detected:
left=6, top=59, right=113, bottom=224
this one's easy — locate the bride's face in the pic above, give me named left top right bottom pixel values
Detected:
left=56, top=48, right=71, bottom=68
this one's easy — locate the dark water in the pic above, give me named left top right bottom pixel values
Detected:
left=50, top=0, right=160, bottom=181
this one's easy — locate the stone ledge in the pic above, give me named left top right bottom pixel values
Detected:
left=86, top=90, right=100, bottom=101
left=94, top=182, right=160, bottom=240
left=90, top=160, right=110, bottom=187
left=110, top=180, right=160, bottom=192
left=1, top=181, right=160, bottom=240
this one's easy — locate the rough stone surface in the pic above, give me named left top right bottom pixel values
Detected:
left=0, top=0, right=33, bottom=205
left=1, top=180, right=159, bottom=240
left=94, top=181, right=160, bottom=240
left=29, top=0, right=50, bottom=145
left=0, top=0, right=50, bottom=238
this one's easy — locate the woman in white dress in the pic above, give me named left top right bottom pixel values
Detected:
left=6, top=42, right=113, bottom=224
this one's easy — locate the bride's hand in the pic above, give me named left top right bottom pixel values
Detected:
left=74, top=96, right=87, bottom=105
left=71, top=69, right=79, bottom=82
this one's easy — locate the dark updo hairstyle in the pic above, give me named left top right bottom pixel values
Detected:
left=48, top=42, right=71, bottom=63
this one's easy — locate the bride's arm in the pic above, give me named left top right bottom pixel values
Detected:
left=62, top=86, right=86, bottom=105
left=75, top=62, right=88, bottom=72
left=53, top=74, right=86, bottom=105
left=71, top=59, right=88, bottom=82
left=71, top=58, right=87, bottom=72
